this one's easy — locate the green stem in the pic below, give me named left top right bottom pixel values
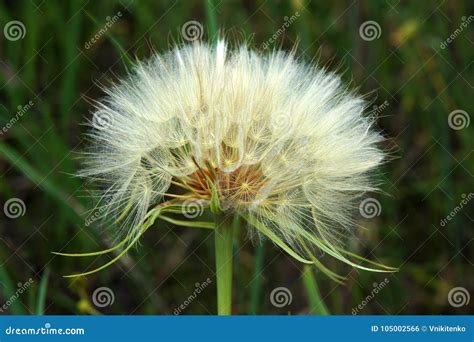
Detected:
left=205, top=0, right=218, bottom=44
left=214, top=213, right=234, bottom=315
left=36, top=267, right=50, bottom=315
left=302, top=265, right=329, bottom=315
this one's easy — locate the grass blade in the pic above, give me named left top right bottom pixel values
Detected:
left=302, top=265, right=329, bottom=315
left=205, top=0, right=218, bottom=43
left=36, top=267, right=50, bottom=315
left=0, top=142, right=84, bottom=217
left=0, top=263, right=26, bottom=314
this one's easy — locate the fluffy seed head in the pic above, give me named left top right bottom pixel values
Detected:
left=82, top=40, right=385, bottom=274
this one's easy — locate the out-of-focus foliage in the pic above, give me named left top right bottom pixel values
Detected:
left=0, top=0, right=472, bottom=314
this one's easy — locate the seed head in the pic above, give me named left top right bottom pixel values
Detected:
left=81, top=40, right=390, bottom=280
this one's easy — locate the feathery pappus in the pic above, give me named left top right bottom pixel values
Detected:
left=72, top=40, right=393, bottom=280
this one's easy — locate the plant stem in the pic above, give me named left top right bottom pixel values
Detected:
left=36, top=267, right=50, bottom=315
left=302, top=265, right=329, bottom=315
left=214, top=213, right=233, bottom=315
left=205, top=0, right=218, bottom=44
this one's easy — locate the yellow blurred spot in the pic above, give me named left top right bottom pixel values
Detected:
left=390, top=19, right=420, bottom=46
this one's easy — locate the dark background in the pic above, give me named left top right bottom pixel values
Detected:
left=0, top=0, right=473, bottom=315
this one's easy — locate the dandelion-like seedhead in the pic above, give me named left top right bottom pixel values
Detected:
left=78, top=40, right=392, bottom=280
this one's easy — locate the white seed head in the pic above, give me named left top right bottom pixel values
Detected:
left=81, top=40, right=384, bottom=255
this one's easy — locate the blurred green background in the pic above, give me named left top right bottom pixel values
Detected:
left=0, top=0, right=473, bottom=315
